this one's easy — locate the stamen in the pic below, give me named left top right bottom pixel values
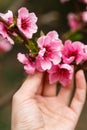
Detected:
left=21, top=17, right=30, bottom=30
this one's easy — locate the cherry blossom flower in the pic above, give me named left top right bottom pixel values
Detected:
left=0, top=22, right=14, bottom=44
left=17, top=53, right=36, bottom=74
left=48, top=64, right=74, bottom=86
left=67, top=13, right=81, bottom=30
left=82, top=11, right=87, bottom=22
left=83, top=0, right=87, bottom=3
left=36, top=31, right=63, bottom=71
left=17, top=7, right=38, bottom=39
left=0, top=10, right=14, bottom=44
left=0, top=10, right=13, bottom=24
left=80, top=0, right=87, bottom=3
left=62, top=40, right=84, bottom=64
left=0, top=35, right=12, bottom=53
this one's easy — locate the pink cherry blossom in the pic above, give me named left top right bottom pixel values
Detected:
left=67, top=13, right=81, bottom=30
left=17, top=7, right=38, bottom=39
left=0, top=22, right=14, bottom=44
left=36, top=31, right=63, bottom=71
left=83, top=0, right=87, bottom=3
left=0, top=35, right=12, bottom=53
left=79, top=0, right=87, bottom=3
left=17, top=53, right=36, bottom=74
left=0, top=10, right=14, bottom=44
left=0, top=10, right=13, bottom=24
left=62, top=40, right=84, bottom=64
left=82, top=11, right=87, bottom=22
left=48, top=64, right=74, bottom=86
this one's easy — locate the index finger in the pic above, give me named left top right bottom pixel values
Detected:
left=14, top=72, right=44, bottom=100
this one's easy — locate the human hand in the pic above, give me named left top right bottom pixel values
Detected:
left=11, top=70, right=86, bottom=130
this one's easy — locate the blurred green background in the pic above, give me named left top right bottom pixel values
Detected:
left=0, top=0, right=87, bottom=130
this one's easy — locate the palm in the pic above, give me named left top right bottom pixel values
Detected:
left=14, top=96, right=75, bottom=130
left=27, top=96, right=76, bottom=130
left=37, top=97, right=75, bottom=130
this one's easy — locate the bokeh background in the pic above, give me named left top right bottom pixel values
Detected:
left=0, top=0, right=87, bottom=130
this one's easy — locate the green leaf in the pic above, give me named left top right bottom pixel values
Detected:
left=11, top=35, right=23, bottom=44
left=25, top=40, right=39, bottom=56
left=68, top=32, right=83, bottom=41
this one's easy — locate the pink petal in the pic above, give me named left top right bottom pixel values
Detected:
left=67, top=13, right=81, bottom=30
left=0, top=22, right=14, bottom=44
left=47, top=31, right=59, bottom=40
left=18, top=7, right=29, bottom=18
left=41, top=59, right=52, bottom=70
left=0, top=10, right=13, bottom=24
left=17, top=53, right=28, bottom=64
left=37, top=36, right=45, bottom=48
left=0, top=36, right=12, bottom=53
left=82, top=11, right=87, bottom=22
left=58, top=64, right=74, bottom=86
left=50, top=54, right=62, bottom=65
left=24, top=64, right=35, bottom=74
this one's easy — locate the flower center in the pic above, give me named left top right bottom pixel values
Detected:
left=21, top=17, right=30, bottom=30
left=44, top=46, right=52, bottom=58
left=58, top=68, right=69, bottom=79
left=68, top=50, right=78, bottom=58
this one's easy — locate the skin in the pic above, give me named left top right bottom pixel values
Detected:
left=11, top=70, right=86, bottom=130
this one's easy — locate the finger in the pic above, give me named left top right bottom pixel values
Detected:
left=36, top=84, right=43, bottom=95
left=70, top=70, right=86, bottom=120
left=43, top=73, right=57, bottom=97
left=15, top=71, right=44, bottom=99
left=57, top=77, right=74, bottom=105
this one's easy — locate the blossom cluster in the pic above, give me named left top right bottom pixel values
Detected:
left=60, top=0, right=87, bottom=31
left=67, top=11, right=87, bottom=30
left=17, top=30, right=87, bottom=87
left=0, top=7, right=87, bottom=87
left=0, top=7, right=37, bottom=53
